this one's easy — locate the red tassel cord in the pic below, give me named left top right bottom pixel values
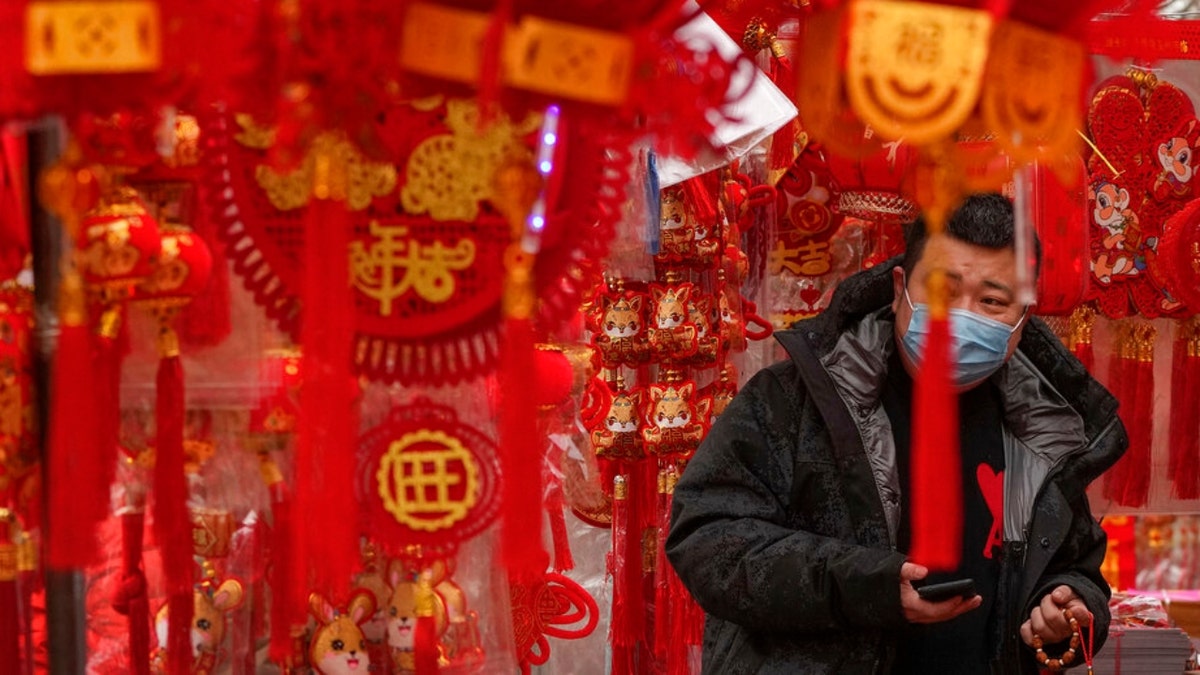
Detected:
left=45, top=274, right=100, bottom=570
left=1172, top=321, right=1200, bottom=500
left=112, top=510, right=150, bottom=675
left=545, top=438, right=574, bottom=574
left=0, top=516, right=19, bottom=673
left=652, top=468, right=671, bottom=667
left=267, top=478, right=295, bottom=665
left=154, top=346, right=193, bottom=675
left=609, top=472, right=643, bottom=675
left=909, top=270, right=962, bottom=572
left=413, top=572, right=440, bottom=675
left=500, top=247, right=548, bottom=579
left=1104, top=322, right=1155, bottom=507
left=1128, top=326, right=1155, bottom=507
left=295, top=195, right=357, bottom=605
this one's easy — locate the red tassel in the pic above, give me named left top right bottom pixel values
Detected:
left=1173, top=323, right=1200, bottom=500
left=768, top=55, right=798, bottom=173
left=154, top=351, right=193, bottom=675
left=414, top=572, right=440, bottom=674
left=1104, top=322, right=1155, bottom=507
left=295, top=195, right=357, bottom=601
left=610, top=473, right=643, bottom=675
left=909, top=294, right=961, bottom=571
left=653, top=469, right=671, bottom=665
left=94, top=314, right=125, bottom=539
left=0, top=515, right=17, bottom=672
left=45, top=282, right=100, bottom=569
left=267, top=481, right=295, bottom=665
left=499, top=314, right=547, bottom=579
left=546, top=478, right=574, bottom=574
left=413, top=615, right=439, bottom=674
left=113, top=510, right=150, bottom=675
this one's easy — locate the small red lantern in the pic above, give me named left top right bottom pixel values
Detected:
left=77, top=186, right=162, bottom=302
left=134, top=226, right=212, bottom=310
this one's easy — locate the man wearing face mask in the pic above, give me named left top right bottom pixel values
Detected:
left=666, top=193, right=1127, bottom=674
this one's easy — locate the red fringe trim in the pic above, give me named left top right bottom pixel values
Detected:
left=154, top=354, right=193, bottom=675
left=909, top=313, right=962, bottom=571
left=46, top=323, right=100, bottom=569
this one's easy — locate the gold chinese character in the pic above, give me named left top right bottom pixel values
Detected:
left=376, top=429, right=479, bottom=533
left=349, top=220, right=476, bottom=314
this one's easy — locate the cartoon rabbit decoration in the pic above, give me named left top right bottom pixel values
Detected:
left=309, top=590, right=376, bottom=675
left=152, top=576, right=244, bottom=673
left=387, top=561, right=449, bottom=673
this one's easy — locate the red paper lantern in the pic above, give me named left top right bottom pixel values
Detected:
left=133, top=226, right=213, bottom=307
left=77, top=187, right=162, bottom=299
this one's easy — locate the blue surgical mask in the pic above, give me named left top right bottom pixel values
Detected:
left=899, top=284, right=1025, bottom=388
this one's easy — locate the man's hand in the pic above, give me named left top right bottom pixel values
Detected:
left=899, top=562, right=982, bottom=624
left=1019, top=585, right=1092, bottom=647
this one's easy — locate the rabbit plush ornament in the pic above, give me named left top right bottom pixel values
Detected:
left=152, top=576, right=244, bottom=673
left=309, top=590, right=376, bottom=675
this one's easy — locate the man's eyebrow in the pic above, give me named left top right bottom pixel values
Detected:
left=982, top=279, right=1014, bottom=297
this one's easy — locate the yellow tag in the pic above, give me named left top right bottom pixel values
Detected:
left=504, top=16, right=632, bottom=106
left=400, top=3, right=489, bottom=85
left=400, top=2, right=632, bottom=106
left=982, top=21, right=1085, bottom=164
left=845, top=0, right=991, bottom=146
left=25, top=1, right=162, bottom=75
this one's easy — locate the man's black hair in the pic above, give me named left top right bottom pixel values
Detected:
left=900, top=192, right=1042, bottom=278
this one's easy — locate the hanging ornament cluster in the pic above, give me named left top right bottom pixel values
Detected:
left=582, top=167, right=773, bottom=675
left=1084, top=68, right=1197, bottom=319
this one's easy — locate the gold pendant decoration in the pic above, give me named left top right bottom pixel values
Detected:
left=349, top=219, right=477, bottom=313
left=796, top=5, right=885, bottom=160
left=982, top=20, right=1085, bottom=164
left=400, top=100, right=541, bottom=223
left=359, top=400, right=500, bottom=556
left=250, top=128, right=397, bottom=212
left=25, top=1, right=161, bottom=75
left=845, top=0, right=992, bottom=147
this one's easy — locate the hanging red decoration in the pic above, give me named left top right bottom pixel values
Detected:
left=509, top=570, right=600, bottom=675
left=1170, top=318, right=1200, bottom=501
left=204, top=98, right=621, bottom=386
left=1085, top=70, right=1197, bottom=319
left=1102, top=320, right=1156, bottom=508
left=355, top=400, right=502, bottom=560
left=131, top=223, right=213, bottom=675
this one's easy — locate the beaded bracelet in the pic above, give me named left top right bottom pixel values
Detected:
left=1031, top=608, right=1081, bottom=671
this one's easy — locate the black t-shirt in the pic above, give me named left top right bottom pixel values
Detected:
left=882, top=351, right=1007, bottom=675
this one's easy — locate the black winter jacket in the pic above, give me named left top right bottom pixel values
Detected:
left=666, top=261, right=1127, bottom=674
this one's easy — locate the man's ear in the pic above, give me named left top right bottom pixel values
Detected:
left=891, top=266, right=906, bottom=315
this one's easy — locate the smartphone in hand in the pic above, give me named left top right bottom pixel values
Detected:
left=915, top=578, right=977, bottom=602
